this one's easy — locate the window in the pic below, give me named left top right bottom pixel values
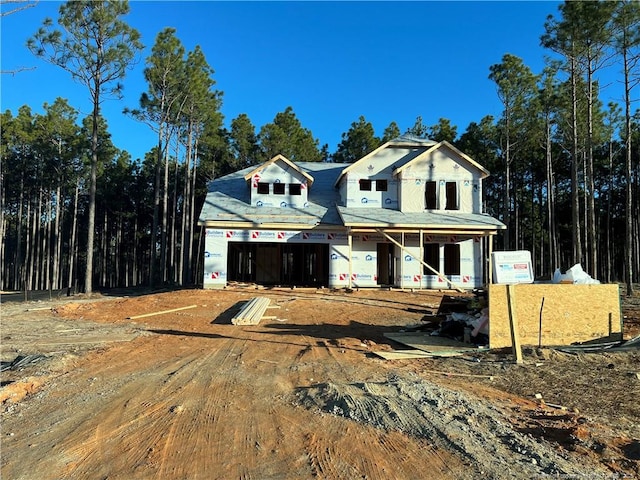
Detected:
left=444, top=243, right=460, bottom=275
left=375, top=179, right=388, bottom=192
left=423, top=244, right=439, bottom=275
left=445, top=182, right=458, bottom=210
left=289, top=184, right=301, bottom=195
left=425, top=181, right=437, bottom=209
left=257, top=182, right=269, bottom=194
left=359, top=179, right=372, bottom=191
left=273, top=183, right=285, bottom=195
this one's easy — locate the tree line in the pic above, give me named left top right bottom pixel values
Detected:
left=1, top=0, right=639, bottom=295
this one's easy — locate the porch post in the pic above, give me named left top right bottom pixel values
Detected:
left=400, top=232, right=405, bottom=289
left=488, top=233, right=494, bottom=285
left=348, top=229, right=353, bottom=288
left=419, top=229, right=424, bottom=290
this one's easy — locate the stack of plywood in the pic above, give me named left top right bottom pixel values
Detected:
left=231, top=297, right=271, bottom=325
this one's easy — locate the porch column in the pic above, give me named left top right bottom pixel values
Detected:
left=488, top=233, right=494, bottom=284
left=419, top=229, right=424, bottom=290
left=348, top=229, right=353, bottom=288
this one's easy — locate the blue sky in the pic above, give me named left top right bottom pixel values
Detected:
left=3, top=0, right=623, bottom=162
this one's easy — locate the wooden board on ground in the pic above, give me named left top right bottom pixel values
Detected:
left=383, top=332, right=478, bottom=356
left=231, top=297, right=272, bottom=325
left=488, top=284, right=622, bottom=349
left=372, top=349, right=435, bottom=360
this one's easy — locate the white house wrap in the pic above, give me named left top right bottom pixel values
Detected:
left=198, top=135, right=505, bottom=289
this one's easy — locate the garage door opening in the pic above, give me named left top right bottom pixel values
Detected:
left=227, top=242, right=328, bottom=287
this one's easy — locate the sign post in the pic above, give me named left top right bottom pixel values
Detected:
left=491, top=250, right=532, bottom=364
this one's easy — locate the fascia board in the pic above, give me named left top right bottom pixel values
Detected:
left=342, top=221, right=505, bottom=231
left=198, top=221, right=321, bottom=230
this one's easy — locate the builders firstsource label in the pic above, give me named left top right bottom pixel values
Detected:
left=492, top=250, right=534, bottom=284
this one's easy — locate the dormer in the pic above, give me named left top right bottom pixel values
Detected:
left=244, top=154, right=314, bottom=208
left=393, top=141, right=489, bottom=214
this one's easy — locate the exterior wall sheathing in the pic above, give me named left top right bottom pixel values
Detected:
left=203, top=228, right=483, bottom=290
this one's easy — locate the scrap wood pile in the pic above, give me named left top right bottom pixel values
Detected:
left=373, top=291, right=490, bottom=361
left=425, top=291, right=490, bottom=346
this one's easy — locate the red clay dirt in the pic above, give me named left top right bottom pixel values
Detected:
left=1, top=286, right=639, bottom=479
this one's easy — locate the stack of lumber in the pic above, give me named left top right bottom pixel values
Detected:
left=231, top=297, right=271, bottom=325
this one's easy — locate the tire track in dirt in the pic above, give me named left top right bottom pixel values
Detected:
left=2, top=332, right=247, bottom=479
left=58, top=340, right=233, bottom=478
left=1, top=290, right=494, bottom=479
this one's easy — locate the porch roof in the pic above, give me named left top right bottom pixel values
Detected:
left=337, top=207, right=506, bottom=232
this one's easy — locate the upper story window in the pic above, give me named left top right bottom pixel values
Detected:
left=425, top=181, right=437, bottom=209
left=273, top=183, right=285, bottom=195
left=257, top=182, right=269, bottom=194
left=359, top=179, right=372, bottom=191
left=289, top=184, right=302, bottom=195
left=445, top=182, right=458, bottom=210
left=376, top=180, right=388, bottom=192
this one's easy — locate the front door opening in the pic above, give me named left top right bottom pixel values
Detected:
left=377, top=243, right=394, bottom=285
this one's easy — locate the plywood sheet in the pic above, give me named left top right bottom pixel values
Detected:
left=372, top=350, right=434, bottom=360
left=488, top=284, right=622, bottom=349
left=383, top=332, right=478, bottom=355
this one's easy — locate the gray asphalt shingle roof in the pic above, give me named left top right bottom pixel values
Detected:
left=198, top=162, right=347, bottom=227
left=198, top=145, right=505, bottom=232
left=337, top=207, right=506, bottom=230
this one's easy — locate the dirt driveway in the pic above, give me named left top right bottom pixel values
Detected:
left=1, top=287, right=639, bottom=479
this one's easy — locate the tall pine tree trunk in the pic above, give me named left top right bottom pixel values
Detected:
left=570, top=55, right=582, bottom=266
left=586, top=63, right=597, bottom=279
left=53, top=184, right=62, bottom=290
left=67, top=179, right=79, bottom=294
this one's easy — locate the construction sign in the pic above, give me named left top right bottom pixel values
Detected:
left=491, top=250, right=534, bottom=284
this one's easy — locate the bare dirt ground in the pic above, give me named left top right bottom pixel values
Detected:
left=1, top=285, right=639, bottom=480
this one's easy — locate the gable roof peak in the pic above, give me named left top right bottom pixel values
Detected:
left=390, top=134, right=437, bottom=146
left=243, top=154, right=315, bottom=186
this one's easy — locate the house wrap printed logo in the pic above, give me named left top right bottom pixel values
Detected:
left=211, top=272, right=220, bottom=279
left=226, top=231, right=235, bottom=238
left=252, top=231, right=260, bottom=239
left=252, top=173, right=261, bottom=187
left=302, top=232, right=325, bottom=240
